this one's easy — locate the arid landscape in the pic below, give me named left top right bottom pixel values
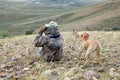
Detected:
left=0, top=31, right=120, bottom=80
left=0, top=0, right=120, bottom=80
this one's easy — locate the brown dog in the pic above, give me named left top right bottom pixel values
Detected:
left=79, top=32, right=102, bottom=67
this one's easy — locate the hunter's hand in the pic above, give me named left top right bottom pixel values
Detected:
left=40, top=26, right=46, bottom=33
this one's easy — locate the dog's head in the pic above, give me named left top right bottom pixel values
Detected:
left=81, top=32, right=89, bottom=41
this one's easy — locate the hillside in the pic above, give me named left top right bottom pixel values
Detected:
left=0, top=0, right=120, bottom=38
left=0, top=31, right=120, bottom=80
left=55, top=0, right=120, bottom=31
left=0, top=5, right=78, bottom=38
left=1, top=0, right=106, bottom=7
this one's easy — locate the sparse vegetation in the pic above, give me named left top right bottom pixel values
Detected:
left=0, top=0, right=120, bottom=80
left=0, top=31, right=120, bottom=80
left=25, top=29, right=35, bottom=35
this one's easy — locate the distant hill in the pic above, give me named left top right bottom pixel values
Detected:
left=1, top=0, right=106, bottom=7
left=0, top=0, right=120, bottom=38
left=60, top=0, right=120, bottom=31
left=27, top=0, right=106, bottom=7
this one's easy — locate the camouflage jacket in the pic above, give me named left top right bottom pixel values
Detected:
left=34, top=31, right=64, bottom=62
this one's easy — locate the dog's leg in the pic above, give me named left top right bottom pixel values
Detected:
left=81, top=50, right=91, bottom=67
left=78, top=45, right=84, bottom=60
left=96, top=49, right=100, bottom=61
left=96, top=49, right=103, bottom=66
left=82, top=47, right=95, bottom=67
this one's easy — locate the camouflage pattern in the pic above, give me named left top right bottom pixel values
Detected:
left=34, top=28, right=64, bottom=62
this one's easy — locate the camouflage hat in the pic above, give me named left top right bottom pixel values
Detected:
left=44, top=21, right=59, bottom=28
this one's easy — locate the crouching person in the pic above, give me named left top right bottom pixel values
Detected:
left=34, top=21, right=64, bottom=62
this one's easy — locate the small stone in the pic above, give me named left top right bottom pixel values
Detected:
left=109, top=68, right=120, bottom=77
left=6, top=68, right=13, bottom=72
left=97, top=67, right=105, bottom=72
left=64, top=77, right=71, bottom=80
left=49, top=71, right=59, bottom=80
left=0, top=78, right=4, bottom=80
left=83, top=70, right=97, bottom=80
left=1, top=64, right=6, bottom=69
left=29, top=60, right=35, bottom=65
left=11, top=56, right=22, bottom=61
left=6, top=73, right=14, bottom=78
left=13, top=66, right=22, bottom=71
left=61, top=67, right=65, bottom=70
left=0, top=73, right=7, bottom=78
left=68, top=61, right=73, bottom=65
left=22, top=68, right=30, bottom=72
left=64, top=76, right=77, bottom=80
left=4, top=65, right=13, bottom=69
left=11, top=57, right=18, bottom=61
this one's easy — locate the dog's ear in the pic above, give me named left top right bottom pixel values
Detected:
left=86, top=33, right=89, bottom=37
left=81, top=34, right=83, bottom=38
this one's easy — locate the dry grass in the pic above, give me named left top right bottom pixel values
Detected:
left=0, top=31, right=120, bottom=80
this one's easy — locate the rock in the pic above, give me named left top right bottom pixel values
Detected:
left=3, top=64, right=13, bottom=69
left=69, top=46, right=75, bottom=51
left=29, top=60, right=35, bottom=65
left=115, top=61, right=120, bottom=67
left=15, top=71, right=22, bottom=79
left=64, top=77, right=72, bottom=80
left=83, top=70, right=97, bottom=80
left=60, top=67, right=65, bottom=70
left=22, top=68, right=30, bottom=72
left=108, top=62, right=114, bottom=65
left=0, top=64, right=6, bottom=69
left=6, top=73, right=14, bottom=78
left=64, top=76, right=78, bottom=80
left=6, top=68, right=13, bottom=72
left=13, top=66, right=22, bottom=71
left=67, top=61, right=74, bottom=65
left=0, top=72, right=7, bottom=78
left=0, top=78, right=4, bottom=80
left=41, top=69, right=59, bottom=77
left=11, top=57, right=19, bottom=61
left=49, top=70, right=59, bottom=80
left=0, top=73, right=14, bottom=78
left=11, top=56, right=22, bottom=61
left=0, top=69, right=6, bottom=72
left=109, top=68, right=120, bottom=77
left=97, top=67, right=105, bottom=72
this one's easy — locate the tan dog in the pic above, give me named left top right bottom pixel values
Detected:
left=79, top=32, right=102, bottom=67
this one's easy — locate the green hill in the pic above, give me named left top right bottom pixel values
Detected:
left=57, top=0, right=120, bottom=31
left=0, top=0, right=120, bottom=38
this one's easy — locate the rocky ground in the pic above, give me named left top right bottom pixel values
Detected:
left=0, top=31, right=120, bottom=80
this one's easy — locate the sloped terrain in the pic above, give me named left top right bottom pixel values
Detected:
left=0, top=31, right=120, bottom=80
left=0, top=0, right=120, bottom=38
left=60, top=0, right=120, bottom=31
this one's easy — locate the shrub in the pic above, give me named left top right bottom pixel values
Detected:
left=112, top=28, right=120, bottom=31
left=25, top=29, right=35, bottom=35
left=2, top=34, right=10, bottom=38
